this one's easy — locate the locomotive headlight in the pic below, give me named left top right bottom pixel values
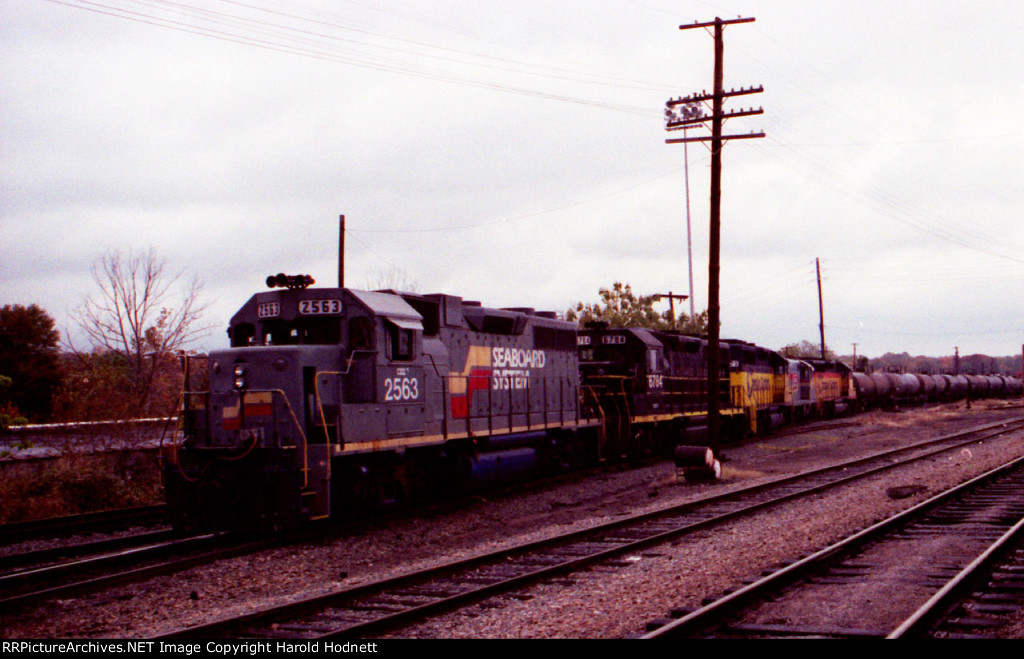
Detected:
left=233, top=365, right=248, bottom=390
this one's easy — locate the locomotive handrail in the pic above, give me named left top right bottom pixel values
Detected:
left=421, top=351, right=450, bottom=379
left=183, top=388, right=312, bottom=489
left=311, top=371, right=346, bottom=493
left=340, top=348, right=378, bottom=375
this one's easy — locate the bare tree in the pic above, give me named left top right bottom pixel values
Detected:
left=72, top=248, right=210, bottom=416
left=365, top=265, right=419, bottom=292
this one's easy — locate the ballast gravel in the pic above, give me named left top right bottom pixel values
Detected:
left=3, top=401, right=1024, bottom=639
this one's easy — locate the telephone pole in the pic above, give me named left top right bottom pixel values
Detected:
left=338, top=214, right=346, bottom=288
left=652, top=292, right=689, bottom=325
left=816, top=258, right=826, bottom=359
left=667, top=17, right=764, bottom=455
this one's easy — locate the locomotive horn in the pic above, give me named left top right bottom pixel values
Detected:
left=266, top=273, right=315, bottom=289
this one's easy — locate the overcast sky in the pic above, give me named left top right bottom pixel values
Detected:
left=2, top=0, right=1022, bottom=360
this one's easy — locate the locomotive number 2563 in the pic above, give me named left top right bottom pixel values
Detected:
left=384, top=377, right=420, bottom=402
left=298, top=299, right=342, bottom=315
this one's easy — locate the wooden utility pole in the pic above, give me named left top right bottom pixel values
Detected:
left=667, top=17, right=763, bottom=455
left=817, top=258, right=826, bottom=359
left=653, top=292, right=689, bottom=325
left=339, top=214, right=346, bottom=288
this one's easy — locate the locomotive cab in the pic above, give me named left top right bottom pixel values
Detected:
left=782, top=358, right=816, bottom=418
left=169, top=283, right=431, bottom=531
left=577, top=324, right=679, bottom=457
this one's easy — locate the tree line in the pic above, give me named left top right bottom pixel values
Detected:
left=1, top=249, right=209, bottom=428
left=4, top=265, right=1018, bottom=429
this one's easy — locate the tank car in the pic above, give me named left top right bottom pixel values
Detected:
left=965, top=374, right=990, bottom=399
left=165, top=276, right=594, bottom=532
left=895, top=373, right=922, bottom=405
left=915, top=373, right=938, bottom=402
left=937, top=374, right=969, bottom=401
left=851, top=372, right=876, bottom=409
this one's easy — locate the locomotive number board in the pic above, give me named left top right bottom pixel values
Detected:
left=298, top=299, right=343, bottom=315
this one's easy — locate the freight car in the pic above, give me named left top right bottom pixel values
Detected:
left=851, top=370, right=1021, bottom=409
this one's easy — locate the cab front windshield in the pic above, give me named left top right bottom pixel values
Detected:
left=230, top=318, right=341, bottom=347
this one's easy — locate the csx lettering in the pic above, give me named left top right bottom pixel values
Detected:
left=491, top=347, right=545, bottom=369
left=384, top=377, right=419, bottom=401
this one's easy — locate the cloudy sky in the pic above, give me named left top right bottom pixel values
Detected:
left=2, top=0, right=1022, bottom=360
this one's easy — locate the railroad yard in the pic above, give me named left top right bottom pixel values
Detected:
left=0, top=399, right=1022, bottom=639
left=4, top=3, right=1022, bottom=644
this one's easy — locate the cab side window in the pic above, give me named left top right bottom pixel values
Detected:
left=388, top=326, right=414, bottom=361
left=349, top=316, right=373, bottom=351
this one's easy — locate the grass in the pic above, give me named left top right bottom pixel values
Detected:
left=0, top=451, right=164, bottom=524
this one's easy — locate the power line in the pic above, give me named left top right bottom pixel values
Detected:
left=44, top=0, right=665, bottom=115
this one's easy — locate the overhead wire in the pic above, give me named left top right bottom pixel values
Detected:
left=37, top=0, right=1024, bottom=347
left=45, top=0, right=667, bottom=115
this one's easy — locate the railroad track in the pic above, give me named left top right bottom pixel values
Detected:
left=895, top=532, right=1024, bottom=638
left=0, top=504, right=168, bottom=545
left=0, top=531, right=281, bottom=612
left=643, top=454, right=1024, bottom=639
left=156, top=416, right=1024, bottom=639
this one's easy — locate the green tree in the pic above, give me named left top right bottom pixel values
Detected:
left=567, top=282, right=708, bottom=334
left=779, top=340, right=836, bottom=361
left=52, top=350, right=134, bottom=423
left=0, top=304, right=62, bottom=422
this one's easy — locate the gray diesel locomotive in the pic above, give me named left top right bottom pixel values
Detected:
left=164, top=276, right=597, bottom=531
